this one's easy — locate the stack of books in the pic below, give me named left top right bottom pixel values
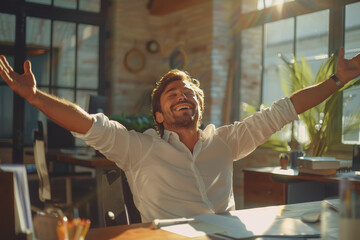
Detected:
left=297, top=156, right=352, bottom=176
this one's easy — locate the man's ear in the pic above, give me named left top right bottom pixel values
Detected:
left=155, top=112, right=164, bottom=123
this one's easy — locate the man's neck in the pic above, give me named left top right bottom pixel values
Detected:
left=168, top=127, right=199, bottom=153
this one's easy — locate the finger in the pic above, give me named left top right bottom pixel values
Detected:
left=0, top=66, right=13, bottom=84
left=0, top=55, right=13, bottom=73
left=339, top=47, right=345, bottom=60
left=0, top=55, right=9, bottom=74
left=24, top=60, right=32, bottom=74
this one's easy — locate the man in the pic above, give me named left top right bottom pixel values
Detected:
left=0, top=48, right=360, bottom=222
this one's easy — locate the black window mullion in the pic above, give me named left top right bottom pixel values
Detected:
left=49, top=19, right=54, bottom=93
left=260, top=25, right=265, bottom=105
left=12, top=1, right=26, bottom=163
left=74, top=23, right=79, bottom=102
left=293, top=17, right=297, bottom=58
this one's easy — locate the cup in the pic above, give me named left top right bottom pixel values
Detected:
left=290, top=150, right=304, bottom=169
left=321, top=200, right=339, bottom=240
left=338, top=178, right=360, bottom=240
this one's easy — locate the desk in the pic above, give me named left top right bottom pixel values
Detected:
left=48, top=151, right=117, bottom=227
left=86, top=200, right=326, bottom=240
left=243, top=167, right=360, bottom=208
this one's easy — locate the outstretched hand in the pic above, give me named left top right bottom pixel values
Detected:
left=336, top=47, right=360, bottom=84
left=0, top=55, right=37, bottom=102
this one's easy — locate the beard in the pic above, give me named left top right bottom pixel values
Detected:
left=170, top=110, right=199, bottom=129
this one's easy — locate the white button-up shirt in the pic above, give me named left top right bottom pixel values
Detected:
left=73, top=97, right=298, bottom=223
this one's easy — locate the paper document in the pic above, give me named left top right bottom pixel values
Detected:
left=161, top=212, right=320, bottom=239
left=0, top=164, right=34, bottom=234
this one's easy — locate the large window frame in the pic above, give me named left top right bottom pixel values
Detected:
left=236, top=0, right=360, bottom=150
left=0, top=0, right=108, bottom=163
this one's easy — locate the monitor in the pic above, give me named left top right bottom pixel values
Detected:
left=85, top=94, right=107, bottom=114
left=342, top=85, right=360, bottom=145
left=353, top=145, right=360, bottom=172
left=47, top=120, right=75, bottom=149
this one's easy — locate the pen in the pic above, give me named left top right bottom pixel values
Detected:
left=152, top=217, right=197, bottom=229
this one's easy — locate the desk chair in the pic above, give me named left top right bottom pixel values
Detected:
left=104, top=169, right=141, bottom=226
left=32, top=121, right=95, bottom=218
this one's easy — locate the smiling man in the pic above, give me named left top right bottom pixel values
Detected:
left=0, top=48, right=360, bottom=223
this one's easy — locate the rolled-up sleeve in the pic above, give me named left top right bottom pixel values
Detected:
left=218, top=97, right=299, bottom=160
left=72, top=113, right=131, bottom=170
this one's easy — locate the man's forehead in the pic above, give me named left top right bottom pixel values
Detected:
left=164, top=80, right=193, bottom=93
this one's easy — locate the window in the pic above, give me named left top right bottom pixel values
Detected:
left=241, top=0, right=294, bottom=13
left=0, top=13, right=15, bottom=144
left=263, top=18, right=294, bottom=106
left=0, top=0, right=107, bottom=162
left=238, top=0, right=356, bottom=150
left=345, top=2, right=360, bottom=59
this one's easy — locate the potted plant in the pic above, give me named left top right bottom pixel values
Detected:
left=110, top=113, right=154, bottom=132
left=279, top=54, right=360, bottom=156
left=242, top=54, right=360, bottom=156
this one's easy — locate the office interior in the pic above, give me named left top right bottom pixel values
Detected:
left=1, top=0, right=360, bottom=234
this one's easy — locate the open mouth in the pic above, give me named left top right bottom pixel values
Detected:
left=172, top=102, right=193, bottom=112
left=175, top=105, right=191, bottom=111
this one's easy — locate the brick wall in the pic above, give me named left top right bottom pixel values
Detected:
left=108, top=0, right=213, bottom=121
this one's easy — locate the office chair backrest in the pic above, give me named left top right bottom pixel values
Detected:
left=33, top=121, right=51, bottom=202
left=120, top=170, right=141, bottom=224
left=104, top=169, right=141, bottom=226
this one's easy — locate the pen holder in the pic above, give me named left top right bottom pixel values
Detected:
left=33, top=208, right=65, bottom=240
left=338, top=178, right=360, bottom=240
left=33, top=207, right=91, bottom=240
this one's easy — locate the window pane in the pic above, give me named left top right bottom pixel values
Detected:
left=54, top=0, right=77, bottom=9
left=242, top=0, right=293, bottom=13
left=77, top=24, right=99, bottom=89
left=345, top=2, right=360, bottom=59
left=263, top=0, right=293, bottom=8
left=52, top=88, right=75, bottom=102
left=0, top=13, right=16, bottom=45
left=263, top=18, right=294, bottom=106
left=23, top=87, right=49, bottom=146
left=26, top=0, right=51, bottom=4
left=0, top=86, right=14, bottom=139
left=76, top=90, right=97, bottom=111
left=26, top=17, right=51, bottom=86
left=296, top=10, right=329, bottom=74
left=240, top=26, right=263, bottom=119
left=52, top=21, right=76, bottom=88
left=0, top=56, right=14, bottom=140
left=79, top=0, right=101, bottom=13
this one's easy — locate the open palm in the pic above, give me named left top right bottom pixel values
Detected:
left=0, top=55, right=37, bottom=101
left=336, top=47, right=360, bottom=83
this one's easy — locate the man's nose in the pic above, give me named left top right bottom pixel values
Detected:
left=178, top=92, right=187, bottom=101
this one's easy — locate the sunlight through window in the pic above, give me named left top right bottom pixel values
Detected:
left=257, top=0, right=294, bottom=10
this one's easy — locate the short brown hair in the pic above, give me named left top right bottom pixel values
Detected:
left=151, top=69, right=204, bottom=136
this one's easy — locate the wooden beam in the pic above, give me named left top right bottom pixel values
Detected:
left=149, top=0, right=208, bottom=16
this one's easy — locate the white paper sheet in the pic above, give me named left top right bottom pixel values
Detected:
left=161, top=212, right=320, bottom=239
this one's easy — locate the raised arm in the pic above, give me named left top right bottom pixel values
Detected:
left=0, top=55, right=93, bottom=134
left=290, top=47, right=360, bottom=114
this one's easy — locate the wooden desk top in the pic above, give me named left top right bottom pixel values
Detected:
left=46, top=149, right=115, bottom=167
left=244, top=166, right=360, bottom=183
left=86, top=222, right=219, bottom=240
left=86, top=200, right=327, bottom=240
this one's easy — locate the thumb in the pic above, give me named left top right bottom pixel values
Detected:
left=24, top=60, right=32, bottom=74
left=338, top=47, right=345, bottom=61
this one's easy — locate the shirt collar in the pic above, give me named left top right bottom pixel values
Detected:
left=162, top=129, right=179, bottom=142
left=162, top=128, right=206, bottom=142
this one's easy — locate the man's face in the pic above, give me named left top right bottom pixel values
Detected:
left=156, top=80, right=201, bottom=131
